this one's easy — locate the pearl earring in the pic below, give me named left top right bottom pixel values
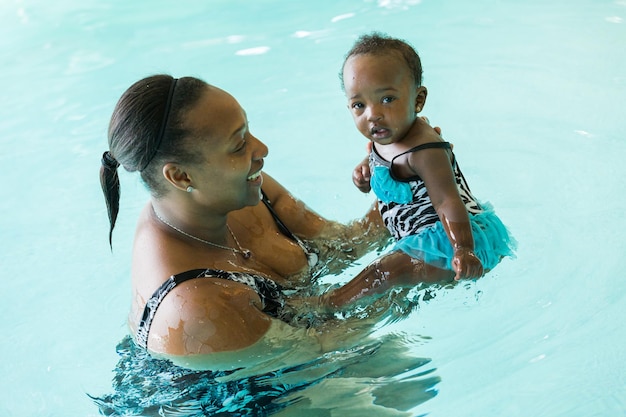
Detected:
left=186, top=186, right=194, bottom=193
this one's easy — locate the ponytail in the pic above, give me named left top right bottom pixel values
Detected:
left=100, top=151, right=120, bottom=249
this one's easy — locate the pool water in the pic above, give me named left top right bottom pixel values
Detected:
left=1, top=0, right=625, bottom=415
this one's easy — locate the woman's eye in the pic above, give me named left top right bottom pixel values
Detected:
left=236, top=139, right=247, bottom=152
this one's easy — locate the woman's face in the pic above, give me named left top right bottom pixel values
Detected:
left=182, top=86, right=268, bottom=213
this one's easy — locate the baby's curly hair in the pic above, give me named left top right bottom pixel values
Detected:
left=340, top=32, right=423, bottom=90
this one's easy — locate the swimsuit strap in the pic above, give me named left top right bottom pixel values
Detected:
left=261, top=190, right=299, bottom=242
left=261, top=190, right=319, bottom=267
left=391, top=141, right=452, bottom=164
left=387, top=141, right=453, bottom=182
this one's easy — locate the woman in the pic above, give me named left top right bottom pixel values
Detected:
left=96, top=75, right=444, bottom=415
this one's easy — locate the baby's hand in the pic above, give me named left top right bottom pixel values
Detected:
left=452, top=248, right=484, bottom=281
left=352, top=159, right=371, bottom=193
left=352, top=142, right=373, bottom=193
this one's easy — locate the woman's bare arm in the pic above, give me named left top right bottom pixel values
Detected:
left=261, top=172, right=390, bottom=258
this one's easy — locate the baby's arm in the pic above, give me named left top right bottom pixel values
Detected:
left=406, top=142, right=483, bottom=280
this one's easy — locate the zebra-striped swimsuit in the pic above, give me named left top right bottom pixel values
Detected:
left=368, top=141, right=516, bottom=271
left=369, top=141, right=481, bottom=241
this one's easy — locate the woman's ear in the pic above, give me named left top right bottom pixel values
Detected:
left=162, top=163, right=192, bottom=192
left=415, top=86, right=428, bottom=113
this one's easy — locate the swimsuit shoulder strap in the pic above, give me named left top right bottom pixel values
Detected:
left=261, top=190, right=319, bottom=267
left=386, top=142, right=453, bottom=182
left=393, top=141, right=451, bottom=161
left=261, top=190, right=298, bottom=241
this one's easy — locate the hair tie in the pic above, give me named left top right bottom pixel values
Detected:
left=141, top=77, right=178, bottom=172
left=102, top=151, right=120, bottom=170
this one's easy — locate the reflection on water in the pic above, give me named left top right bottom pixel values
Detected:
left=91, top=328, right=439, bottom=416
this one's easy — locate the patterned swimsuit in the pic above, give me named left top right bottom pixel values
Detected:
left=370, top=141, right=481, bottom=240
left=369, top=141, right=516, bottom=270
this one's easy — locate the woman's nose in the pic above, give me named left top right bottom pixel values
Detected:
left=250, top=134, right=268, bottom=160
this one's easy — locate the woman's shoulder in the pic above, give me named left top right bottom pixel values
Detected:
left=146, top=276, right=273, bottom=354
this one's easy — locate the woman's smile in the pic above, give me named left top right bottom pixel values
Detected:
left=247, top=170, right=263, bottom=186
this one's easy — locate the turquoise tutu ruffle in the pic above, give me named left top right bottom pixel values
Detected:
left=371, top=166, right=413, bottom=204
left=393, top=202, right=517, bottom=271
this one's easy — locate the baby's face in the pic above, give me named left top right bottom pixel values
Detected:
left=343, top=52, right=420, bottom=146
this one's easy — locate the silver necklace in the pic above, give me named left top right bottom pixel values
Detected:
left=153, top=207, right=252, bottom=259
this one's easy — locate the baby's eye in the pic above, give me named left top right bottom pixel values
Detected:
left=382, top=96, right=395, bottom=104
left=351, top=102, right=364, bottom=110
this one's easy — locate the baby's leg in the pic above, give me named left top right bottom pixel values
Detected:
left=323, top=251, right=454, bottom=309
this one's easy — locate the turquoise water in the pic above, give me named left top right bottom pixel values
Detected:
left=1, top=0, right=625, bottom=415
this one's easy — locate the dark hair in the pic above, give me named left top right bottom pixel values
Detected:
left=339, top=32, right=423, bottom=90
left=99, top=74, right=207, bottom=247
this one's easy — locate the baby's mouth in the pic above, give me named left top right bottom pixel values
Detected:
left=370, top=126, right=390, bottom=138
